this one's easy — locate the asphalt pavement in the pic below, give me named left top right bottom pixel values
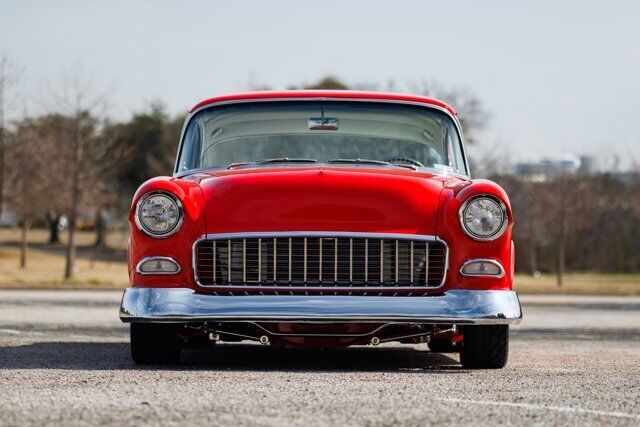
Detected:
left=0, top=290, right=639, bottom=426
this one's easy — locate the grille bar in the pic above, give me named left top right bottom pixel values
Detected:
left=195, top=233, right=447, bottom=294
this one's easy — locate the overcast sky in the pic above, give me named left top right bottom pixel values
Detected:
left=2, top=1, right=639, bottom=167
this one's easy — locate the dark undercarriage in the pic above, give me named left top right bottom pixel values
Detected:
left=176, top=321, right=459, bottom=349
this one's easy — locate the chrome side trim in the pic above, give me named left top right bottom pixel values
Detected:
left=460, top=258, right=505, bottom=278
left=173, top=97, right=470, bottom=178
left=191, top=231, right=449, bottom=290
left=119, top=288, right=522, bottom=325
left=135, top=257, right=181, bottom=275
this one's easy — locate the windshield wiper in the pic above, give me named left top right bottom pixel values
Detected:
left=328, top=158, right=390, bottom=166
left=255, top=158, right=318, bottom=164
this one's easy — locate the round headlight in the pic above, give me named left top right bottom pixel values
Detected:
left=134, top=191, right=183, bottom=237
left=459, top=195, right=508, bottom=241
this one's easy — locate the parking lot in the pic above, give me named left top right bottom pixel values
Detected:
left=0, top=290, right=639, bottom=426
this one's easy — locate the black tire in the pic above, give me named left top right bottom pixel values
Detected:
left=459, top=325, right=509, bottom=369
left=130, top=323, right=182, bottom=365
left=429, top=338, right=459, bottom=353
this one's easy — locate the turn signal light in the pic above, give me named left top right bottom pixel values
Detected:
left=460, top=259, right=504, bottom=278
left=136, top=257, right=181, bottom=275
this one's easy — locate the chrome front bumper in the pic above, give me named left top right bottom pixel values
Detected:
left=119, top=288, right=522, bottom=325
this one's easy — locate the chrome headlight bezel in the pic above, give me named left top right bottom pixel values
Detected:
left=134, top=191, right=184, bottom=238
left=458, top=195, right=508, bottom=241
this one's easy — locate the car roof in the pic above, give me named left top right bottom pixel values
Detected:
left=188, top=90, right=457, bottom=115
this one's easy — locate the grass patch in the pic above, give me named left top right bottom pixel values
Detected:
left=0, top=228, right=129, bottom=289
left=515, top=273, right=640, bottom=295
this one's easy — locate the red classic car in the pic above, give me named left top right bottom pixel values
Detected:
left=120, top=90, right=521, bottom=368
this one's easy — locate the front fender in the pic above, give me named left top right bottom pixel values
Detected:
left=437, top=179, right=514, bottom=291
left=128, top=176, right=205, bottom=288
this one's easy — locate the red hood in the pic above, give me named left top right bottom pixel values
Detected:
left=192, top=166, right=453, bottom=236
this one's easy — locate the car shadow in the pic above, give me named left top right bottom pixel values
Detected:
left=0, top=341, right=464, bottom=373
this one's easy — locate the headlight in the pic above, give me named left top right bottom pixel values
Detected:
left=458, top=195, right=508, bottom=241
left=134, top=191, right=183, bottom=237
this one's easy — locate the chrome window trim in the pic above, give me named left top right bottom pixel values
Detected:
left=135, top=256, right=181, bottom=275
left=459, top=258, right=505, bottom=278
left=174, top=164, right=470, bottom=181
left=134, top=190, right=184, bottom=238
left=192, top=231, right=449, bottom=291
left=173, top=97, right=470, bottom=178
left=458, top=194, right=509, bottom=242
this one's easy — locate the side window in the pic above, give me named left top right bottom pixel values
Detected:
left=445, top=121, right=467, bottom=175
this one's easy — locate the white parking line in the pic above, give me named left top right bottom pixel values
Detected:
left=438, top=397, right=640, bottom=421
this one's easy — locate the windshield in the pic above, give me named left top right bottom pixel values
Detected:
left=176, top=101, right=467, bottom=175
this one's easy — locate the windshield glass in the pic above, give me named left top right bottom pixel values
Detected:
left=177, top=101, right=467, bottom=175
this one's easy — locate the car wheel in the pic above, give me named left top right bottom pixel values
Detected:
left=428, top=338, right=459, bottom=353
left=130, top=323, right=182, bottom=365
left=459, top=325, right=508, bottom=369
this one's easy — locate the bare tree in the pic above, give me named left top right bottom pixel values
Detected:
left=0, top=54, right=22, bottom=218
left=6, top=116, right=48, bottom=268
left=408, top=80, right=490, bottom=146
left=49, top=73, right=113, bottom=278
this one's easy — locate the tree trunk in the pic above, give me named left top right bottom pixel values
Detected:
left=527, top=189, right=537, bottom=276
left=557, top=240, right=565, bottom=287
left=64, top=113, right=81, bottom=279
left=0, top=126, right=4, bottom=220
left=0, top=76, right=5, bottom=219
left=94, top=208, right=107, bottom=248
left=64, top=218, right=76, bottom=279
left=529, top=242, right=537, bottom=276
left=46, top=212, right=60, bottom=243
left=556, top=174, right=567, bottom=287
left=19, top=220, right=28, bottom=269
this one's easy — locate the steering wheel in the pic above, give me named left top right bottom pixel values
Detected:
left=382, top=156, right=425, bottom=168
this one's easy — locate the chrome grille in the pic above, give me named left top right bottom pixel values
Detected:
left=195, top=233, right=447, bottom=295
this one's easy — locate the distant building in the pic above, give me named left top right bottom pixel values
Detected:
left=515, top=154, right=595, bottom=181
left=578, top=155, right=595, bottom=175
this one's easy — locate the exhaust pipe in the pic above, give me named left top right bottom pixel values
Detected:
left=370, top=336, right=380, bottom=346
left=259, top=335, right=270, bottom=345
